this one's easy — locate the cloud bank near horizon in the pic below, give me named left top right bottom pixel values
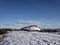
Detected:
left=0, top=20, right=41, bottom=28
left=45, top=24, right=60, bottom=29
left=16, top=20, right=40, bottom=25
left=0, top=20, right=60, bottom=29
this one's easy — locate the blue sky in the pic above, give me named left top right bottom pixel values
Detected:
left=0, top=0, right=60, bottom=29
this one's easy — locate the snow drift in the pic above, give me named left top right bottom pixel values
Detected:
left=0, top=31, right=60, bottom=45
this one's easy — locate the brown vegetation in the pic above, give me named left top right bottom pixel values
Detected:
left=0, top=28, right=12, bottom=34
left=0, top=30, right=7, bottom=34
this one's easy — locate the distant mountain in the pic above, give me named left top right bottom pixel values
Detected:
left=20, top=25, right=42, bottom=31
left=0, top=25, right=60, bottom=33
left=20, top=25, right=60, bottom=32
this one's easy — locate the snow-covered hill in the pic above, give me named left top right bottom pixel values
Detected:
left=21, top=25, right=41, bottom=31
left=0, top=31, right=60, bottom=45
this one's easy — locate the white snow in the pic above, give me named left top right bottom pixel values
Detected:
left=0, top=31, right=60, bottom=45
left=26, top=27, right=41, bottom=31
left=21, top=25, right=41, bottom=31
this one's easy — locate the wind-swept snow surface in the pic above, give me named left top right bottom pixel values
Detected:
left=0, top=31, right=60, bottom=45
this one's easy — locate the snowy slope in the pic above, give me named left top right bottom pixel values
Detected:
left=21, top=25, right=41, bottom=31
left=0, top=31, right=60, bottom=45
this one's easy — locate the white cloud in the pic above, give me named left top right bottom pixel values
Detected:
left=45, top=24, right=60, bottom=29
left=1, top=20, right=60, bottom=29
left=5, top=24, right=24, bottom=27
left=16, top=20, right=40, bottom=25
left=2, top=20, right=41, bottom=29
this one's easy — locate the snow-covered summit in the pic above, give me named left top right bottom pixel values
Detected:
left=21, top=25, right=42, bottom=31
